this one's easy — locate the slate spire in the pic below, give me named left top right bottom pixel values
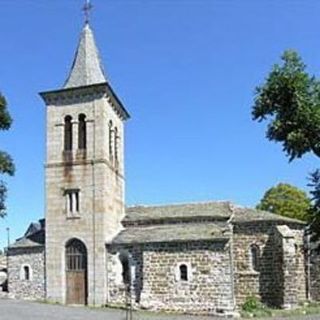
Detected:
left=63, top=22, right=107, bottom=88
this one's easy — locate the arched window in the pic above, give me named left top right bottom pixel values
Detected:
left=64, top=115, right=73, bottom=151
left=179, top=264, right=188, bottom=281
left=108, top=120, right=113, bottom=161
left=250, top=244, right=260, bottom=272
left=114, top=127, right=118, bottom=163
left=20, top=265, right=31, bottom=281
left=78, top=114, right=86, bottom=150
left=24, top=266, right=30, bottom=280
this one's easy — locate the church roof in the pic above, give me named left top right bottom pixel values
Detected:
left=9, top=236, right=44, bottom=249
left=64, top=23, right=107, bottom=89
left=124, top=201, right=305, bottom=225
left=232, top=207, right=305, bottom=224
left=8, top=219, right=45, bottom=250
left=124, top=201, right=231, bottom=224
left=112, top=222, right=230, bottom=245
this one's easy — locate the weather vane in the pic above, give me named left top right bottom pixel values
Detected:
left=83, top=0, right=93, bottom=24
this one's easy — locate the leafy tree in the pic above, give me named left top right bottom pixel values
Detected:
left=0, top=93, right=14, bottom=218
left=252, top=50, right=320, bottom=161
left=252, top=50, right=320, bottom=235
left=257, top=183, right=312, bottom=221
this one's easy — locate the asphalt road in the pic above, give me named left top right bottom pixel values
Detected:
left=1, top=299, right=320, bottom=320
left=0, top=299, right=218, bottom=320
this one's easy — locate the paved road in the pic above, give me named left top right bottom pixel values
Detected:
left=1, top=299, right=320, bottom=320
left=0, top=299, right=218, bottom=320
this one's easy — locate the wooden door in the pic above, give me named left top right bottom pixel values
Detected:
left=65, top=239, right=88, bottom=305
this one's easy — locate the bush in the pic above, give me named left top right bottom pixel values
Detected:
left=241, top=296, right=272, bottom=318
left=242, top=296, right=260, bottom=312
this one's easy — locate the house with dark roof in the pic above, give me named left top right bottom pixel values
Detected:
left=5, top=7, right=312, bottom=317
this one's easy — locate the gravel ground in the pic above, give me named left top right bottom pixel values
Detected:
left=1, top=298, right=320, bottom=320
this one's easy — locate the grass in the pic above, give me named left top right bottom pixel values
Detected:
left=241, top=299, right=320, bottom=318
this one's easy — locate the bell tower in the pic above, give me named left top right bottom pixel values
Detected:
left=40, top=17, right=129, bottom=305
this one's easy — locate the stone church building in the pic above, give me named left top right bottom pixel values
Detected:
left=6, top=20, right=311, bottom=316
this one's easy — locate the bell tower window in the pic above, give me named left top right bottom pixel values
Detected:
left=78, top=114, right=87, bottom=150
left=64, top=115, right=73, bottom=151
left=114, top=127, right=119, bottom=164
left=109, top=120, right=113, bottom=161
left=65, top=189, right=80, bottom=215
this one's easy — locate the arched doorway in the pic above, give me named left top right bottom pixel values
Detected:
left=65, top=238, right=88, bottom=305
left=119, top=251, right=131, bottom=290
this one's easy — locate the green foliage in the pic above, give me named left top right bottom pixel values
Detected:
left=0, top=92, right=14, bottom=218
left=257, top=183, right=311, bottom=221
left=242, top=296, right=260, bottom=312
left=241, top=296, right=272, bottom=318
left=252, top=50, right=320, bottom=161
left=308, top=170, right=320, bottom=242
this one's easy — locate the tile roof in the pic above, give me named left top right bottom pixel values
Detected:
left=9, top=236, right=44, bottom=249
left=124, top=201, right=232, bottom=223
left=124, top=201, right=305, bottom=225
left=9, top=219, right=45, bottom=250
left=112, top=222, right=230, bottom=245
left=232, top=207, right=305, bottom=224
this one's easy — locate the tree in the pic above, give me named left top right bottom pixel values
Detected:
left=252, top=50, right=320, bottom=236
left=252, top=50, right=320, bottom=161
left=257, top=183, right=312, bottom=221
left=308, top=170, right=320, bottom=241
left=0, top=92, right=15, bottom=218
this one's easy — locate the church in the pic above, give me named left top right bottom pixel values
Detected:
left=5, top=13, right=312, bottom=317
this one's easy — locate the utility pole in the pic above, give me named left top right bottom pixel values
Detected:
left=6, top=227, right=10, bottom=292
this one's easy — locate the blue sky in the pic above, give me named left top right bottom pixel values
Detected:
left=0, top=0, right=319, bottom=249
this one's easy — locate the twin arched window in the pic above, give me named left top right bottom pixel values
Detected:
left=64, top=114, right=87, bottom=151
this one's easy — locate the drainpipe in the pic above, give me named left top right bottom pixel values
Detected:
left=6, top=227, right=10, bottom=292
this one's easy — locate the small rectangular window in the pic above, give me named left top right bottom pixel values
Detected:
left=64, top=189, right=80, bottom=215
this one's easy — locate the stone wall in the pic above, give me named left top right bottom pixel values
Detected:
left=107, top=240, right=235, bottom=316
left=107, top=245, right=143, bottom=306
left=309, top=242, right=320, bottom=301
left=8, top=247, right=45, bottom=300
left=274, top=225, right=306, bottom=308
left=233, top=222, right=306, bottom=308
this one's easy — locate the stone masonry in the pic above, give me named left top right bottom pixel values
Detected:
left=40, top=23, right=129, bottom=306
left=233, top=221, right=306, bottom=307
left=8, top=247, right=45, bottom=300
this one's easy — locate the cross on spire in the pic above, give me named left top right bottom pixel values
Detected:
left=83, top=0, right=93, bottom=24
